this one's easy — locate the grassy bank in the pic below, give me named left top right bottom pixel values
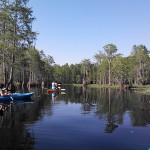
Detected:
left=131, top=84, right=150, bottom=95
left=72, top=84, right=150, bottom=95
left=72, top=84, right=120, bottom=88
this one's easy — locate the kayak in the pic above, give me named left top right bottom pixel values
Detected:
left=47, top=89, right=60, bottom=94
left=0, top=92, right=34, bottom=101
left=47, top=88, right=66, bottom=94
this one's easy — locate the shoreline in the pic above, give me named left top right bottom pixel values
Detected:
left=72, top=84, right=150, bottom=95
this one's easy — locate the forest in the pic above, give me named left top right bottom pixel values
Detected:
left=0, top=0, right=150, bottom=89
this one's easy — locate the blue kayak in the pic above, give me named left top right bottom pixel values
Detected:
left=0, top=92, right=34, bottom=101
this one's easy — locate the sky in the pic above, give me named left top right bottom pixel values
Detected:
left=28, top=0, right=150, bottom=65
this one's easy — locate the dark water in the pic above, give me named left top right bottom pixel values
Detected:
left=0, top=86, right=150, bottom=150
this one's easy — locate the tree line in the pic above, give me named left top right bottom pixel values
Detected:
left=0, top=0, right=55, bottom=88
left=56, top=43, right=150, bottom=88
left=0, top=0, right=150, bottom=89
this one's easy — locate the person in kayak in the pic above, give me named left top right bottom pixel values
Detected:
left=0, top=89, right=5, bottom=96
left=0, top=83, right=5, bottom=96
left=52, top=82, right=57, bottom=90
left=0, top=88, right=8, bottom=96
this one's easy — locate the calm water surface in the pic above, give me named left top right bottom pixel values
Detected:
left=0, top=86, right=150, bottom=150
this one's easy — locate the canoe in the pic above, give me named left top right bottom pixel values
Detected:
left=0, top=92, right=34, bottom=101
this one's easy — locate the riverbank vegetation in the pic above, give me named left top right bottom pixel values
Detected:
left=0, top=0, right=150, bottom=94
left=72, top=84, right=150, bottom=95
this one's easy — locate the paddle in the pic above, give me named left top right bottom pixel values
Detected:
left=9, top=94, right=14, bottom=101
left=61, top=89, right=66, bottom=91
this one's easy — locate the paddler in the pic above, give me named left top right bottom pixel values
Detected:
left=52, top=81, right=56, bottom=90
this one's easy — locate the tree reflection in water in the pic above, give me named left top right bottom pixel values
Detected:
left=105, top=88, right=118, bottom=133
left=80, top=85, right=150, bottom=132
left=82, top=85, right=90, bottom=115
left=81, top=86, right=119, bottom=133
left=0, top=99, right=35, bottom=149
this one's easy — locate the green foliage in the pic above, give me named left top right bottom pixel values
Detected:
left=1, top=1, right=150, bottom=87
left=0, top=0, right=37, bottom=84
left=103, top=43, right=117, bottom=58
left=131, top=45, right=150, bottom=84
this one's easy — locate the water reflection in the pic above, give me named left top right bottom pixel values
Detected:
left=0, top=99, right=35, bottom=149
left=81, top=86, right=119, bottom=133
left=0, top=103, right=11, bottom=128
left=0, top=86, right=150, bottom=149
left=0, top=87, right=54, bottom=149
left=79, top=86, right=150, bottom=130
left=50, top=92, right=58, bottom=104
left=105, top=88, right=118, bottom=133
left=82, top=85, right=90, bottom=114
left=52, top=92, right=57, bottom=101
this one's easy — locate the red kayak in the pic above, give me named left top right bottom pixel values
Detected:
left=47, top=89, right=60, bottom=94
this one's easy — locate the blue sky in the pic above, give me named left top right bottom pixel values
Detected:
left=28, top=0, right=150, bottom=65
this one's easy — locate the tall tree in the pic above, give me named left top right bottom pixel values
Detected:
left=0, top=0, right=36, bottom=87
left=0, top=0, right=12, bottom=84
left=81, top=59, right=91, bottom=85
left=94, top=50, right=104, bottom=84
left=103, top=44, right=117, bottom=85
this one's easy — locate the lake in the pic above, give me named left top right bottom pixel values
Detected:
left=0, top=86, right=150, bottom=150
